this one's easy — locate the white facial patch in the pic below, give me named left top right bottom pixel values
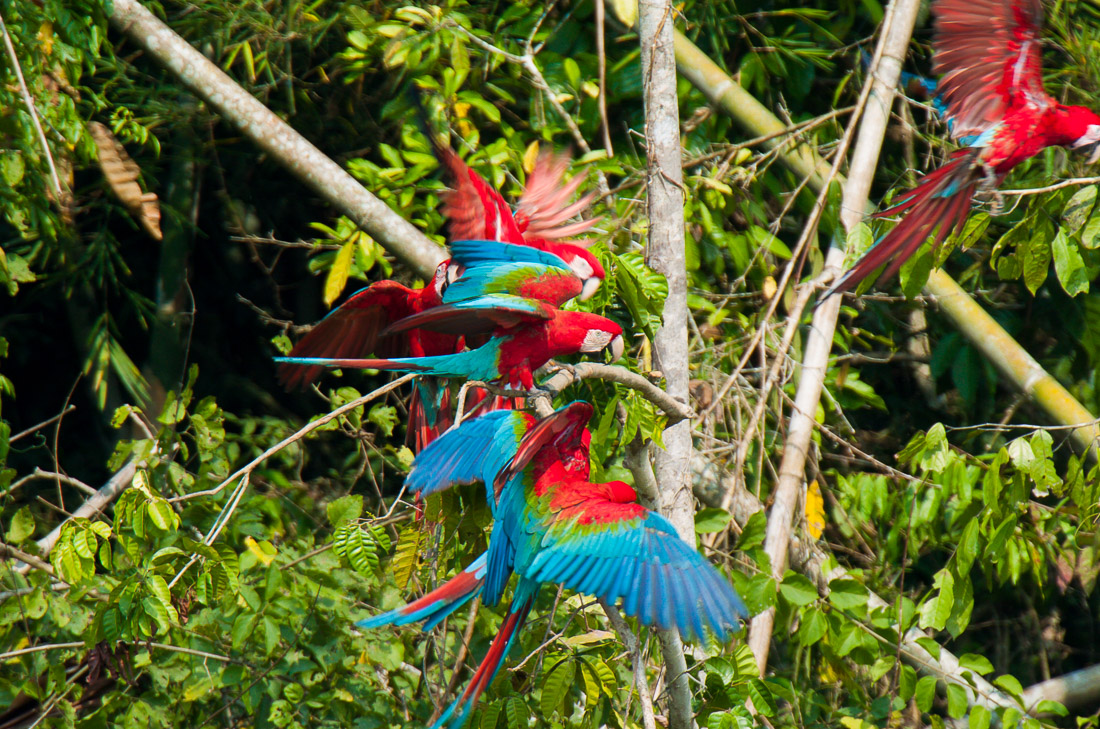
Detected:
left=1073, top=124, right=1100, bottom=150
left=580, top=329, right=614, bottom=353
left=569, top=256, right=594, bottom=281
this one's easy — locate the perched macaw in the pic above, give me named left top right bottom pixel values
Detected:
left=359, top=404, right=747, bottom=729
left=275, top=307, right=624, bottom=391
left=827, top=0, right=1100, bottom=296
left=278, top=145, right=602, bottom=385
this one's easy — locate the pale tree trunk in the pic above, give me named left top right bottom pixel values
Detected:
left=638, top=1, right=695, bottom=727
left=745, top=0, right=923, bottom=674
left=108, top=0, right=445, bottom=278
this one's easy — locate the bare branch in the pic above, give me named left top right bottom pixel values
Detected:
left=108, top=0, right=445, bottom=278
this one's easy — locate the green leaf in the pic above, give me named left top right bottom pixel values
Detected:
left=326, top=495, right=364, bottom=528
left=1021, top=228, right=1051, bottom=294
left=746, top=680, right=776, bottom=717
left=914, top=675, right=937, bottom=712
left=918, top=569, right=954, bottom=631
left=957, top=653, right=994, bottom=676
left=737, top=511, right=767, bottom=550
left=969, top=705, right=992, bottom=729
left=993, top=674, right=1023, bottom=699
left=694, top=507, right=733, bottom=534
left=6, top=506, right=34, bottom=544
left=540, top=658, right=574, bottom=718
left=502, top=696, right=528, bottom=729
left=368, top=404, right=398, bottom=436
left=391, top=525, right=422, bottom=590
left=1052, top=230, right=1089, bottom=296
left=778, top=573, right=817, bottom=606
left=946, top=683, right=969, bottom=719
left=1062, top=185, right=1096, bottom=233
left=827, top=579, right=868, bottom=610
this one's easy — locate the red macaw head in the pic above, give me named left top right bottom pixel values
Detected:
left=541, top=242, right=606, bottom=301
left=1060, top=105, right=1100, bottom=164
left=573, top=314, right=624, bottom=362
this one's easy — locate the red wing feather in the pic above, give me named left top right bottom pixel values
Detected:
left=435, top=142, right=526, bottom=244
left=515, top=150, right=600, bottom=244
left=933, top=0, right=1050, bottom=139
left=828, top=150, right=981, bottom=295
left=277, top=284, right=414, bottom=389
left=384, top=301, right=553, bottom=337
left=494, top=403, right=593, bottom=498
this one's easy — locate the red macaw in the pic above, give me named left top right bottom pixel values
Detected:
left=358, top=404, right=746, bottom=729
left=277, top=146, right=604, bottom=389
left=276, top=307, right=624, bottom=391
left=827, top=0, right=1100, bottom=296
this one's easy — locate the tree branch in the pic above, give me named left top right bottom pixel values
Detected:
left=746, top=0, right=923, bottom=675
left=108, top=0, right=445, bottom=278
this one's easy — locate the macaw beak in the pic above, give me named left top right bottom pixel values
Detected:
left=1088, top=143, right=1100, bottom=166
left=609, top=334, right=624, bottom=362
left=579, top=277, right=601, bottom=301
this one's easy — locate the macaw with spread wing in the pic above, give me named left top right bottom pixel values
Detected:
left=277, top=143, right=604, bottom=391
left=827, top=0, right=1100, bottom=296
left=358, top=404, right=747, bottom=729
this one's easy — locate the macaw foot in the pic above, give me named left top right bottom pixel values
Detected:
left=543, top=361, right=577, bottom=378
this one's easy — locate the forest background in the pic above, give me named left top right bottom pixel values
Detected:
left=4, top=0, right=1100, bottom=728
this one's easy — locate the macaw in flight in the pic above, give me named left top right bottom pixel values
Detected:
left=277, top=145, right=604, bottom=390
left=826, top=0, right=1100, bottom=297
left=358, top=403, right=747, bottom=729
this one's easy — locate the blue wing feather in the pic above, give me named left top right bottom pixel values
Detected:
left=450, top=240, right=570, bottom=270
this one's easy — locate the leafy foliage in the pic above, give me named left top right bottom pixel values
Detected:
left=4, top=0, right=1100, bottom=728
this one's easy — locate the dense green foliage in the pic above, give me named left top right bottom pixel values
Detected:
left=4, top=0, right=1100, bottom=728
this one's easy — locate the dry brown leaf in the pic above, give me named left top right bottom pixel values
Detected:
left=88, top=121, right=162, bottom=241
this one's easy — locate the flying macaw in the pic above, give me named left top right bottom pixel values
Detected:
left=358, top=404, right=747, bottom=729
left=827, top=0, right=1100, bottom=296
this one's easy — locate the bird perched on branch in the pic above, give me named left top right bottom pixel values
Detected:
left=826, top=0, right=1100, bottom=297
left=358, top=403, right=747, bottom=729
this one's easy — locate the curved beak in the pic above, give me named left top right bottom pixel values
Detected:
left=579, top=277, right=601, bottom=301
left=609, top=334, right=624, bottom=362
left=1089, top=143, right=1100, bottom=166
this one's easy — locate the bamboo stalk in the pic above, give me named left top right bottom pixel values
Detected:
left=108, top=0, right=445, bottom=278
left=670, top=25, right=1100, bottom=458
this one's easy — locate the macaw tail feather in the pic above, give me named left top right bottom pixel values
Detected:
left=430, top=591, right=536, bottom=729
left=410, top=382, right=454, bottom=453
left=274, top=340, right=503, bottom=383
left=824, top=149, right=979, bottom=298
left=357, top=553, right=487, bottom=632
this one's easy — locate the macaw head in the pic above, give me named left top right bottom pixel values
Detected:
left=1061, top=105, right=1100, bottom=164
left=430, top=261, right=451, bottom=297
left=577, top=316, right=625, bottom=362
left=540, top=242, right=606, bottom=301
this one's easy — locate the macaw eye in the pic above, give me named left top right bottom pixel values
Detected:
left=580, top=330, right=612, bottom=352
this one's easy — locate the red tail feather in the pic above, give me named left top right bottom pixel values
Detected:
left=828, top=150, right=980, bottom=295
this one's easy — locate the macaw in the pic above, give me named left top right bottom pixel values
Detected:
left=277, top=146, right=603, bottom=389
left=434, top=142, right=606, bottom=297
left=275, top=306, right=624, bottom=391
left=358, top=404, right=747, bottom=729
left=827, top=0, right=1100, bottom=296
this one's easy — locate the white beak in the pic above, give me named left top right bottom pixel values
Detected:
left=579, top=277, right=601, bottom=301
left=609, top=334, right=624, bottom=362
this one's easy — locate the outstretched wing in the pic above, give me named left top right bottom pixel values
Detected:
left=276, top=282, right=415, bottom=389
left=933, top=0, right=1050, bottom=140
left=515, top=150, right=599, bottom=242
left=435, top=145, right=528, bottom=245
left=407, top=410, right=536, bottom=500
left=444, top=262, right=584, bottom=309
left=494, top=402, right=593, bottom=497
left=384, top=294, right=555, bottom=336
left=520, top=481, right=748, bottom=642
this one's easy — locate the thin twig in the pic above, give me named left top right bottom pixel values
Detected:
left=0, top=10, right=63, bottom=198
left=10, top=406, right=77, bottom=443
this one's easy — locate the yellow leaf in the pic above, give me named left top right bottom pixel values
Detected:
left=762, top=275, right=778, bottom=301
left=38, top=23, right=54, bottom=56
left=608, top=0, right=638, bottom=27
left=324, top=241, right=355, bottom=307
left=805, top=479, right=825, bottom=539
left=245, top=536, right=274, bottom=566
left=522, top=141, right=540, bottom=174
left=581, top=80, right=600, bottom=98
left=453, top=102, right=472, bottom=119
